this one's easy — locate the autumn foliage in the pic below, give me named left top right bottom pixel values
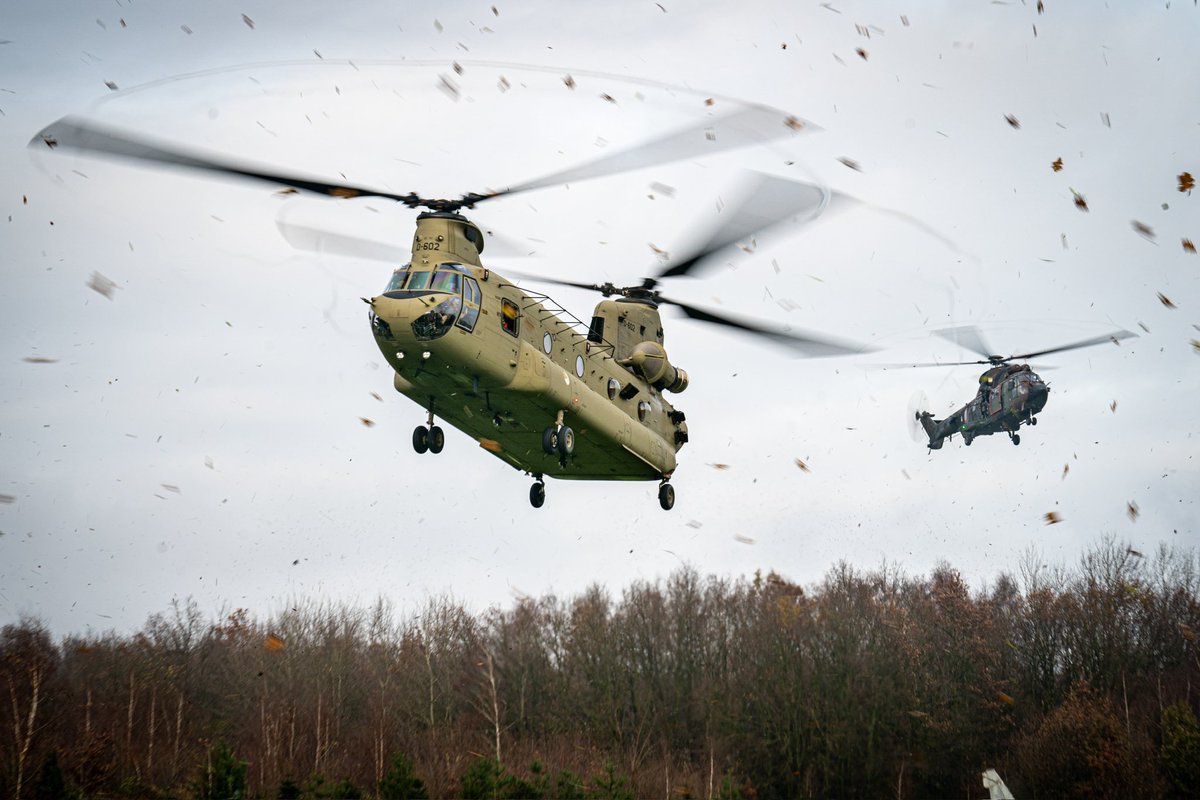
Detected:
left=1, top=539, right=1197, bottom=799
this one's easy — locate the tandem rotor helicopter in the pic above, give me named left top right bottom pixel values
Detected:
left=32, top=101, right=870, bottom=510
left=905, top=325, right=1136, bottom=451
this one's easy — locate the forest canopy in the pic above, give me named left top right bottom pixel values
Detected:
left=3, top=538, right=1198, bottom=799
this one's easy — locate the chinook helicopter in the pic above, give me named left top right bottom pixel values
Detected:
left=907, top=325, right=1136, bottom=450
left=32, top=106, right=869, bottom=510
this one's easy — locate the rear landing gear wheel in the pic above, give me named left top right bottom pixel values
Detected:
left=530, top=481, right=546, bottom=508
left=557, top=426, right=575, bottom=457
left=963, top=434, right=973, bottom=447
left=1030, top=416, right=1038, bottom=426
left=658, top=483, right=675, bottom=511
left=412, top=426, right=429, bottom=454
left=541, top=426, right=559, bottom=455
left=428, top=425, right=445, bottom=454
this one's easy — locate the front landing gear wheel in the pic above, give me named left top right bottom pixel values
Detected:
left=412, top=426, right=429, bottom=454
left=530, top=481, right=546, bottom=508
left=658, top=483, right=675, bottom=511
left=541, top=426, right=559, bottom=455
left=428, top=425, right=445, bottom=454
left=1011, top=433, right=1021, bottom=446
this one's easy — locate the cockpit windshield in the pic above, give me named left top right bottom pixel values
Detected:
left=384, top=264, right=467, bottom=294
left=384, top=265, right=411, bottom=292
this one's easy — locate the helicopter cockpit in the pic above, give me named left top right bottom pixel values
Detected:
left=381, top=263, right=482, bottom=340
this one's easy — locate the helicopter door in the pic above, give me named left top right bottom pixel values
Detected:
left=456, top=276, right=481, bottom=332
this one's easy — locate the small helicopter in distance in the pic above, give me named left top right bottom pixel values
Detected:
left=32, top=101, right=870, bottom=510
left=905, top=325, right=1136, bottom=450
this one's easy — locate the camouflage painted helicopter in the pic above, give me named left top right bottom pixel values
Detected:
left=907, top=326, right=1136, bottom=450
left=33, top=107, right=868, bottom=510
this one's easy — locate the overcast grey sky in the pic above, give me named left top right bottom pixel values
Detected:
left=2, top=1, right=1197, bottom=635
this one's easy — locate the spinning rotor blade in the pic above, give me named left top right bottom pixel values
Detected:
left=30, top=116, right=422, bottom=204
left=483, top=105, right=815, bottom=205
left=657, top=294, right=871, bottom=356
left=933, top=325, right=998, bottom=362
left=1008, top=329, right=1137, bottom=361
left=656, top=172, right=852, bottom=280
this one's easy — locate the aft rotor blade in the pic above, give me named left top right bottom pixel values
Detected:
left=656, top=173, right=852, bottom=280
left=1009, top=329, right=1137, bottom=361
left=658, top=294, right=872, bottom=356
left=30, top=115, right=421, bottom=204
left=870, top=358, right=992, bottom=369
left=480, top=104, right=815, bottom=206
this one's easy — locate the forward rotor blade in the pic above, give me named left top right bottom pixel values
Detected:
left=30, top=115, right=420, bottom=204
left=1009, top=329, right=1137, bottom=361
left=658, top=294, right=872, bottom=356
left=870, top=358, right=992, bottom=369
left=481, top=104, right=814, bottom=206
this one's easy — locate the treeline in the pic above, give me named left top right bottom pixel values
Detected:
left=3, top=539, right=1200, bottom=799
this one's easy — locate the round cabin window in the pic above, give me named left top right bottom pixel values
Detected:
left=607, top=378, right=620, bottom=400
left=575, top=355, right=585, bottom=377
left=637, top=401, right=650, bottom=422
left=542, top=332, right=553, bottom=354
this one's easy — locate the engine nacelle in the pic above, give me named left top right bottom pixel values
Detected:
left=619, top=341, right=689, bottom=393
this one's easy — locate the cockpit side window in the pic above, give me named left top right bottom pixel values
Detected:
left=431, top=270, right=462, bottom=293
left=457, top=277, right=481, bottom=332
left=385, top=265, right=411, bottom=292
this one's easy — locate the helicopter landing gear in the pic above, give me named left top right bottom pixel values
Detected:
left=529, top=477, right=546, bottom=508
left=413, top=407, right=444, bottom=454
left=542, top=411, right=574, bottom=461
left=963, top=433, right=973, bottom=446
left=1030, top=416, right=1038, bottom=426
left=1010, top=432, right=1021, bottom=446
left=658, top=482, right=675, bottom=511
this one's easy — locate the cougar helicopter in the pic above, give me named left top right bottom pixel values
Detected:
left=32, top=106, right=869, bottom=510
left=905, top=325, right=1136, bottom=450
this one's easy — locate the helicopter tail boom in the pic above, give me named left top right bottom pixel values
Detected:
left=917, top=411, right=946, bottom=450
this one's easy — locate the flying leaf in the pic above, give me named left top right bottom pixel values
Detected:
left=997, top=691, right=1016, bottom=706
left=1127, top=501, right=1139, bottom=521
left=794, top=458, right=811, bottom=472
left=837, top=156, right=862, bottom=171
left=23, top=356, right=58, bottom=364
left=734, top=534, right=756, bottom=545
left=359, top=417, right=375, bottom=428
left=370, top=391, right=383, bottom=402
left=0, top=494, right=14, bottom=505
left=1043, top=511, right=1062, bottom=525
left=1110, top=400, right=1118, bottom=413
left=478, top=438, right=502, bottom=453
left=241, top=13, right=255, bottom=29
left=708, top=463, right=731, bottom=471
left=1183, top=239, right=1196, bottom=254
left=855, top=48, right=869, bottom=60
left=784, top=116, right=806, bottom=131
left=1051, top=157, right=1063, bottom=172
left=1157, top=292, right=1177, bottom=309
left=1127, top=547, right=1143, bottom=557
left=1179, top=171, right=1195, bottom=193
left=1062, top=463, right=1069, bottom=479
left=1005, top=114, right=1021, bottom=129
left=1190, top=339, right=1200, bottom=354
left=562, top=74, right=576, bottom=89
left=264, top=633, right=286, bottom=652
left=1071, top=189, right=1088, bottom=211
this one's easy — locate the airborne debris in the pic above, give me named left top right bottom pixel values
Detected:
left=1157, top=292, right=1177, bottom=309
left=794, top=458, right=811, bottom=473
left=23, top=356, right=58, bottom=364
left=1051, top=157, right=1063, bottom=172
left=160, top=484, right=181, bottom=494
left=370, top=391, right=383, bottom=402
left=856, top=48, right=869, bottom=60
left=104, top=80, right=118, bottom=91
left=1131, top=220, right=1155, bottom=240
left=87, top=271, right=118, bottom=299
left=1043, top=511, right=1062, bottom=525
left=0, top=494, right=14, bottom=504
left=1110, top=400, right=1118, bottom=413
left=1005, top=114, right=1020, bottom=129
left=479, top=438, right=502, bottom=453
left=241, top=13, right=255, bottom=29
left=1179, top=172, right=1194, bottom=193
left=837, top=156, right=862, bottom=171
left=734, top=534, right=756, bottom=545
left=562, top=74, right=576, bottom=90
left=359, top=417, right=375, bottom=428
left=1062, top=463, right=1069, bottom=479
left=1127, top=502, right=1139, bottom=522
left=997, top=691, right=1016, bottom=706
left=438, top=74, right=460, bottom=101
left=264, top=634, right=285, bottom=652
left=1071, top=189, right=1088, bottom=211
left=1191, top=340, right=1200, bottom=354
left=784, top=116, right=805, bottom=131
left=709, top=463, right=730, bottom=471
left=1183, top=239, right=1196, bottom=253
